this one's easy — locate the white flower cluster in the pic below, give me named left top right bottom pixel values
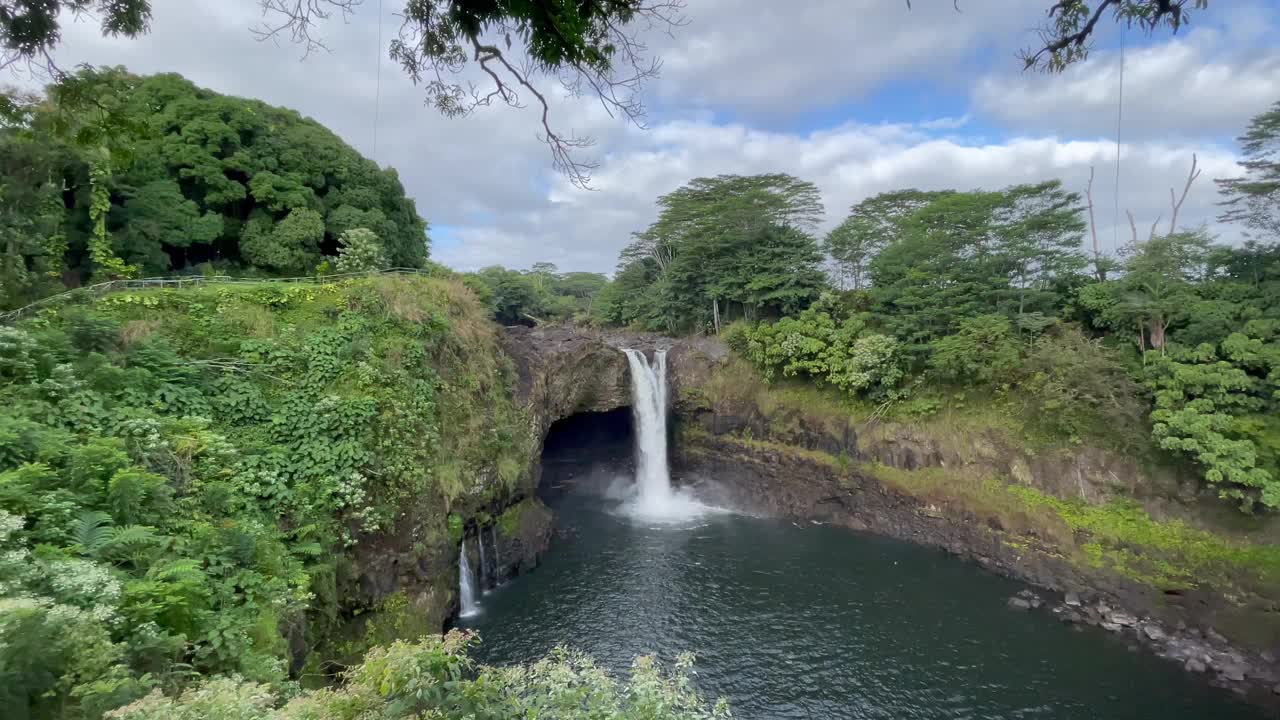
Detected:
left=47, top=558, right=122, bottom=625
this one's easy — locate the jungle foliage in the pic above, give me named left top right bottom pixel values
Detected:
left=464, top=262, right=609, bottom=325
left=106, top=632, right=728, bottom=720
left=0, top=69, right=428, bottom=310
left=0, top=275, right=527, bottom=719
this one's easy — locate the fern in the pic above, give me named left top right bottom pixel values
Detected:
left=99, top=524, right=163, bottom=566
left=71, top=510, right=116, bottom=556
left=147, top=558, right=207, bottom=586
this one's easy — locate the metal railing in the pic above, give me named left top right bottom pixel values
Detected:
left=0, top=268, right=441, bottom=325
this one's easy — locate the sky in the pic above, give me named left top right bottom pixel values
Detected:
left=22, top=0, right=1280, bottom=274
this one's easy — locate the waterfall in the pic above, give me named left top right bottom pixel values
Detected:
left=489, top=525, right=501, bottom=584
left=458, top=539, right=480, bottom=617
left=477, top=528, right=490, bottom=592
left=624, top=349, right=673, bottom=508
left=623, top=349, right=706, bottom=520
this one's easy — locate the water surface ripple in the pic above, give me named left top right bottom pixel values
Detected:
left=462, top=426, right=1265, bottom=720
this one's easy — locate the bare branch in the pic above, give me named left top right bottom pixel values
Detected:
left=1167, top=152, right=1200, bottom=234
left=1148, top=215, right=1161, bottom=241
left=1085, top=165, right=1101, bottom=266
left=253, top=0, right=361, bottom=57
left=469, top=37, right=598, bottom=188
left=1126, top=208, right=1139, bottom=246
left=1020, top=0, right=1204, bottom=72
left=1022, top=0, right=1120, bottom=70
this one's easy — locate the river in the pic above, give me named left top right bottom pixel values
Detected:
left=457, top=407, right=1267, bottom=719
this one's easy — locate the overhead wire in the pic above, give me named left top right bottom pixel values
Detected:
left=1112, top=20, right=1127, bottom=252
left=372, top=0, right=385, bottom=160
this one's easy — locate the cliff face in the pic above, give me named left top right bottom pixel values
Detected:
left=500, top=326, right=634, bottom=456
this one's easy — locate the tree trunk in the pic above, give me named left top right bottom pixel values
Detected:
left=712, top=297, right=721, bottom=335
left=1148, top=315, right=1166, bottom=351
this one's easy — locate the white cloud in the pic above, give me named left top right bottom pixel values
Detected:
left=437, top=119, right=1242, bottom=273
left=20, top=0, right=1265, bottom=276
left=652, top=0, right=1030, bottom=116
left=974, top=25, right=1280, bottom=139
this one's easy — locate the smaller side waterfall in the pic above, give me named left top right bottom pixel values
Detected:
left=477, top=529, right=490, bottom=592
left=459, top=539, right=480, bottom=617
left=490, top=525, right=501, bottom=582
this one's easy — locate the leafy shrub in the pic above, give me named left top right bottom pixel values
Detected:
left=1018, top=327, right=1148, bottom=447
left=107, top=632, right=730, bottom=720
left=1144, top=334, right=1279, bottom=509
left=927, top=314, right=1022, bottom=385
left=0, top=276, right=528, bottom=718
left=731, top=308, right=903, bottom=399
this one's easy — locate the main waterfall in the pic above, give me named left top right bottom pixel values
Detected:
left=622, top=349, right=708, bottom=521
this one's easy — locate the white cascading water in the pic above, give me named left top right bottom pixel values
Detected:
left=459, top=539, right=480, bottom=617
left=477, top=529, right=489, bottom=591
left=622, top=349, right=707, bottom=521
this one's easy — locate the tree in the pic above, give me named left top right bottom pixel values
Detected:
left=1119, top=230, right=1212, bottom=352
left=728, top=224, right=826, bottom=319
left=826, top=190, right=952, bottom=291
left=240, top=208, right=326, bottom=274
left=528, top=261, right=559, bottom=292
left=469, top=266, right=543, bottom=324
left=996, top=180, right=1088, bottom=320
left=0, top=129, right=69, bottom=308
left=1217, top=99, right=1280, bottom=240
left=624, top=173, right=826, bottom=332
left=7, top=69, right=429, bottom=285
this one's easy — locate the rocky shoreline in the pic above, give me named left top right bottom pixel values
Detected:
left=1008, top=588, right=1280, bottom=697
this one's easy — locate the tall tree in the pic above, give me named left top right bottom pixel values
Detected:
left=826, top=189, right=952, bottom=290
left=869, top=183, right=1087, bottom=350
left=1217, top=99, right=1280, bottom=240
left=996, top=180, right=1088, bottom=320
left=625, top=173, right=826, bottom=332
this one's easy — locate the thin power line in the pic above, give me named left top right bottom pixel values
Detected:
left=1112, top=21, right=1126, bottom=252
left=372, top=0, right=385, bottom=159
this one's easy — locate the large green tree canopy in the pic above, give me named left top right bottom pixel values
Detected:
left=610, top=173, right=827, bottom=333
left=1, top=68, right=427, bottom=304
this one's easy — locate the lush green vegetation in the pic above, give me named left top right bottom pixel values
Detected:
left=598, top=100, right=1280, bottom=512
left=1, top=69, right=429, bottom=310
left=463, top=263, right=609, bottom=325
left=106, top=632, right=727, bottom=720
left=0, top=275, right=530, bottom=718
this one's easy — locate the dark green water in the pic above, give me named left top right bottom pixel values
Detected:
left=460, top=412, right=1266, bottom=719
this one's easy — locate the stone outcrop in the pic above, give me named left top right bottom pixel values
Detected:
left=501, top=326, right=633, bottom=446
